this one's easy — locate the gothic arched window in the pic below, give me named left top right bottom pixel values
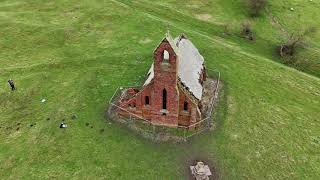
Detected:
left=162, top=89, right=167, bottom=110
left=184, top=101, right=188, bottom=111
left=145, top=96, right=150, bottom=105
left=163, top=50, right=169, bottom=63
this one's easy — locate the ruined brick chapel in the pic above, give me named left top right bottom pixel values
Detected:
left=117, top=33, right=213, bottom=128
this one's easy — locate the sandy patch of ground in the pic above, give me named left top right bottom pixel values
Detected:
left=195, top=14, right=213, bottom=22
left=194, top=13, right=225, bottom=25
left=139, top=38, right=152, bottom=44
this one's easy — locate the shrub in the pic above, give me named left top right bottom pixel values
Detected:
left=240, top=22, right=255, bottom=41
left=277, top=27, right=317, bottom=63
left=247, top=0, right=267, bottom=17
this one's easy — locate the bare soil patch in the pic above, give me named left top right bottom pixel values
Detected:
left=195, top=14, right=213, bottom=22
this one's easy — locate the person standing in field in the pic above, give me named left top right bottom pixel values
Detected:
left=8, top=79, right=16, bottom=91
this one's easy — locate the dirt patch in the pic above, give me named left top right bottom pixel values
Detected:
left=106, top=109, right=186, bottom=143
left=195, top=14, right=213, bottom=22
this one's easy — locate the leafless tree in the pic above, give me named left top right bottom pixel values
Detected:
left=277, top=27, right=317, bottom=62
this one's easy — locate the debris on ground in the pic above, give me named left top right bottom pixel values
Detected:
left=190, top=161, right=212, bottom=180
left=41, top=98, right=46, bottom=103
left=60, top=123, right=67, bottom=128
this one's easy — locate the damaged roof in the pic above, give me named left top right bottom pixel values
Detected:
left=175, top=36, right=204, bottom=100
left=143, top=33, right=205, bottom=100
left=143, top=63, right=154, bottom=86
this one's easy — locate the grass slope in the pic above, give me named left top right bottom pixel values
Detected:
left=0, top=0, right=319, bottom=179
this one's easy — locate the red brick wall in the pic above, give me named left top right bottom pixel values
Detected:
left=137, top=83, right=153, bottom=121
left=177, top=88, right=201, bottom=126
left=150, top=40, right=179, bottom=127
left=118, top=83, right=153, bottom=120
left=117, top=39, right=202, bottom=128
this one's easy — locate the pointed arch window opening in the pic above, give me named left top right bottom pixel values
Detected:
left=145, top=96, right=150, bottom=105
left=163, top=50, right=169, bottom=63
left=184, top=101, right=188, bottom=111
left=162, top=89, right=167, bottom=110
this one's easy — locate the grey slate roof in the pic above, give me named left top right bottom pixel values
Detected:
left=143, top=34, right=205, bottom=100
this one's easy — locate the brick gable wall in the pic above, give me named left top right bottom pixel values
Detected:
left=117, top=38, right=202, bottom=128
left=151, top=40, right=179, bottom=127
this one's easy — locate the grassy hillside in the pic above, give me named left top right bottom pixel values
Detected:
left=0, top=0, right=319, bottom=179
left=149, top=0, right=320, bottom=77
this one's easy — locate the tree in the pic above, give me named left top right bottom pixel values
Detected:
left=277, top=27, right=317, bottom=62
left=247, top=0, right=267, bottom=17
left=240, top=22, right=255, bottom=41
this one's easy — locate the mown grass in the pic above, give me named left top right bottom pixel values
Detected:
left=0, top=0, right=319, bottom=179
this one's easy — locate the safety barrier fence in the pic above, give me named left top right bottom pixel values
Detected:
left=107, top=69, right=221, bottom=142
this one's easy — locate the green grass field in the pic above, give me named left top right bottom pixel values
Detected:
left=0, top=0, right=319, bottom=179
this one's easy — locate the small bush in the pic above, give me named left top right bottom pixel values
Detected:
left=277, top=27, right=317, bottom=63
left=247, top=0, right=267, bottom=17
left=240, top=22, right=255, bottom=41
